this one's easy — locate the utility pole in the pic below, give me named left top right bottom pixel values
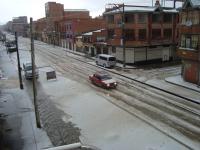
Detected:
left=30, top=17, right=41, bottom=128
left=122, top=3, right=126, bottom=68
left=15, top=32, right=23, bottom=89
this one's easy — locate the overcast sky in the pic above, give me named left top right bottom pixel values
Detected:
left=0, top=0, right=182, bottom=24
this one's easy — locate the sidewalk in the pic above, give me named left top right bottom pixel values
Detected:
left=0, top=48, right=52, bottom=150
left=165, top=75, right=200, bottom=93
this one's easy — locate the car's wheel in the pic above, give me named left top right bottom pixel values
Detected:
left=103, top=64, right=106, bottom=68
left=96, top=61, right=98, bottom=65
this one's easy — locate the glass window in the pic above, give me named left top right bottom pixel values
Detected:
left=112, top=46, right=116, bottom=53
left=108, top=57, right=116, bottom=61
left=124, top=29, right=135, bottom=41
left=193, top=12, right=199, bottom=25
left=181, top=35, right=186, bottom=47
left=152, top=29, right=161, bottom=39
left=192, top=35, right=198, bottom=49
left=163, top=14, right=172, bottom=23
left=181, top=14, right=186, bottom=24
left=107, top=15, right=114, bottom=24
left=164, top=28, right=172, bottom=39
left=125, top=14, right=134, bottom=23
left=138, top=29, right=146, bottom=40
left=185, top=37, right=191, bottom=48
left=152, top=14, right=161, bottom=23
left=107, top=29, right=114, bottom=39
left=138, top=14, right=147, bottom=23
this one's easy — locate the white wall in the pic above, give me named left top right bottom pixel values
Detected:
left=116, top=47, right=134, bottom=63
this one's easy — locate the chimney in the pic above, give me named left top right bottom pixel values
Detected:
left=155, top=0, right=160, bottom=7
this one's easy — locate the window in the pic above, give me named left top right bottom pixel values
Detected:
left=163, top=14, right=172, bottom=23
left=152, top=14, right=161, bottom=23
left=193, top=11, right=199, bottom=25
left=124, top=29, right=135, bottom=41
left=107, top=15, right=114, bottom=24
left=164, top=28, right=172, bottom=39
left=180, top=34, right=199, bottom=50
left=99, top=56, right=107, bottom=60
left=152, top=29, right=161, bottom=39
left=107, top=29, right=114, bottom=39
left=125, top=14, right=134, bottom=23
left=181, top=14, right=187, bottom=24
left=192, top=35, right=198, bottom=49
left=185, top=37, right=191, bottom=48
left=112, top=46, right=116, bottom=53
left=138, top=29, right=146, bottom=40
left=108, top=57, right=116, bottom=61
left=181, top=35, right=186, bottom=47
left=138, top=14, right=147, bottom=23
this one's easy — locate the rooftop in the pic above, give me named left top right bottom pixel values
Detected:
left=104, top=5, right=178, bottom=15
left=64, top=9, right=89, bottom=12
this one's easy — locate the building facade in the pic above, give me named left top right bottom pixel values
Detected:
left=82, top=29, right=107, bottom=57
left=103, top=1, right=179, bottom=64
left=55, top=16, right=105, bottom=50
left=45, top=2, right=64, bottom=44
left=33, top=18, right=47, bottom=41
left=177, top=0, right=200, bottom=85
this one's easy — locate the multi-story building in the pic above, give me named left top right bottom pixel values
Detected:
left=12, top=16, right=28, bottom=36
left=103, top=1, right=179, bottom=64
left=33, top=18, right=47, bottom=41
left=177, top=0, right=200, bottom=85
left=45, top=2, right=64, bottom=44
left=55, top=16, right=105, bottom=50
left=54, top=9, right=92, bottom=47
left=82, top=29, right=106, bottom=56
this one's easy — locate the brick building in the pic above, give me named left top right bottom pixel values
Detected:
left=177, top=0, right=200, bottom=85
left=33, top=18, right=47, bottom=41
left=82, top=29, right=106, bottom=56
left=55, top=16, right=105, bottom=50
left=45, top=2, right=64, bottom=44
left=54, top=9, right=92, bottom=47
left=103, top=1, right=179, bottom=64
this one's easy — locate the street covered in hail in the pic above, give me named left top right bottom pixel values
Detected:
left=0, top=34, right=199, bottom=150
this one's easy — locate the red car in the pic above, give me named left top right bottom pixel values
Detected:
left=89, top=71, right=117, bottom=89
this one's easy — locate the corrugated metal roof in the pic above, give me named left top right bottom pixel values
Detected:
left=191, top=0, right=200, bottom=6
left=104, top=6, right=178, bottom=15
left=64, top=9, right=89, bottom=12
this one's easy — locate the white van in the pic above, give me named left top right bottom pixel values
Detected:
left=95, top=54, right=116, bottom=68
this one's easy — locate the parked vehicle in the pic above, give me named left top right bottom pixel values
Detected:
left=5, top=40, right=17, bottom=53
left=95, top=54, right=116, bottom=68
left=23, top=62, right=39, bottom=80
left=7, top=46, right=17, bottom=53
left=89, top=71, right=117, bottom=89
